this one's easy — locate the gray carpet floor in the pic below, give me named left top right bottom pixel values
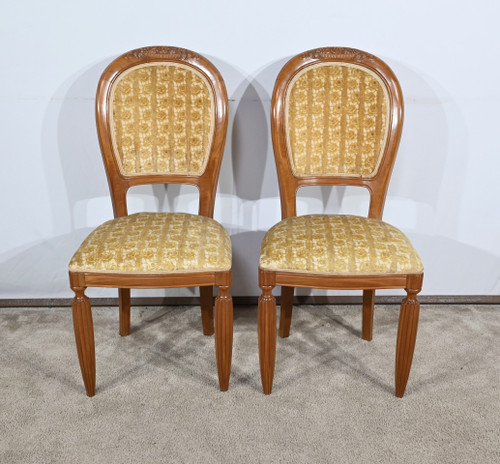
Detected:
left=0, top=303, right=499, bottom=463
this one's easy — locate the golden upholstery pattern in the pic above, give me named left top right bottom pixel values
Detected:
left=260, top=215, right=423, bottom=275
left=110, top=63, right=214, bottom=176
left=69, top=213, right=231, bottom=273
left=285, top=63, right=389, bottom=178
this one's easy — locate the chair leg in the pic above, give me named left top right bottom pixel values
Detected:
left=71, top=286, right=96, bottom=397
left=395, top=276, right=422, bottom=397
left=279, top=286, right=294, bottom=338
left=200, top=286, right=214, bottom=336
left=258, top=283, right=277, bottom=394
left=214, top=285, right=233, bottom=391
left=119, top=288, right=131, bottom=336
left=362, top=289, right=375, bottom=341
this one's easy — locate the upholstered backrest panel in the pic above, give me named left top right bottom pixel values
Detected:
left=110, top=63, right=215, bottom=176
left=285, top=63, right=389, bottom=178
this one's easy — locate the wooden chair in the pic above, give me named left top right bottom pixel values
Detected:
left=68, top=46, right=233, bottom=396
left=258, top=47, right=424, bottom=397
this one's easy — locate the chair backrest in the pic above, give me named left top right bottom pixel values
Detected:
left=96, top=46, right=228, bottom=218
left=271, top=47, right=403, bottom=220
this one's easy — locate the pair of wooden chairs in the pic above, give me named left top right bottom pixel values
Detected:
left=69, top=46, right=424, bottom=398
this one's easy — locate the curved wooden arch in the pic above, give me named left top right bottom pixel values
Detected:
left=96, top=46, right=229, bottom=218
left=271, top=47, right=404, bottom=220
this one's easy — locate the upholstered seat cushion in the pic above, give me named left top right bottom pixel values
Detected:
left=259, top=214, right=423, bottom=275
left=69, top=212, right=231, bottom=273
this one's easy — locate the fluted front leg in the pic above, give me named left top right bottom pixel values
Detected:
left=395, top=275, right=423, bottom=397
left=279, top=286, right=294, bottom=338
left=72, top=286, right=96, bottom=397
left=119, top=288, right=131, bottom=336
left=258, top=283, right=277, bottom=394
left=214, top=285, right=233, bottom=391
left=200, top=286, right=214, bottom=336
left=362, top=289, right=375, bottom=341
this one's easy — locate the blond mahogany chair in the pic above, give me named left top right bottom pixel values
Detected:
left=68, top=46, right=233, bottom=396
left=258, top=47, right=424, bottom=397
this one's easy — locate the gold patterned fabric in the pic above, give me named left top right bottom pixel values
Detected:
left=110, top=63, right=214, bottom=176
left=69, top=213, right=231, bottom=273
left=260, top=215, right=423, bottom=275
left=286, top=63, right=389, bottom=178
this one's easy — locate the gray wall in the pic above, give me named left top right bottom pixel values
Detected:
left=1, top=0, right=499, bottom=299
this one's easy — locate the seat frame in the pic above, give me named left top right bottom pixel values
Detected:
left=258, top=47, right=424, bottom=397
left=69, top=46, right=232, bottom=396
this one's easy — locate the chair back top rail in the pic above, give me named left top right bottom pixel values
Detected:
left=271, top=47, right=404, bottom=220
left=96, top=46, right=228, bottom=218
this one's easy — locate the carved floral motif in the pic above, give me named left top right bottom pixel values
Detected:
left=307, top=47, right=368, bottom=62
left=124, top=46, right=200, bottom=62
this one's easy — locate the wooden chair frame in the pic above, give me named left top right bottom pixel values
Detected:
left=69, top=46, right=232, bottom=396
left=258, top=47, right=424, bottom=397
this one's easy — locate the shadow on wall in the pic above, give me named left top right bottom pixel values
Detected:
left=43, top=57, right=203, bottom=235
left=0, top=229, right=206, bottom=298
left=37, top=58, right=124, bottom=298
left=1, top=231, right=499, bottom=298
left=228, top=59, right=290, bottom=201
left=36, top=54, right=261, bottom=298
left=42, top=59, right=112, bottom=234
left=217, top=54, right=474, bottom=297
left=6, top=51, right=493, bottom=299
left=382, top=59, right=475, bottom=295
left=385, top=59, right=468, bottom=237
left=229, top=230, right=267, bottom=296
left=211, top=56, right=292, bottom=295
left=410, top=234, right=500, bottom=295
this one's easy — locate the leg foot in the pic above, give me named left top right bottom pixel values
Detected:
left=200, top=286, right=214, bottom=336
left=258, top=284, right=277, bottom=394
left=279, top=286, right=294, bottom=338
left=214, top=285, right=233, bottom=391
left=362, top=289, right=375, bottom=341
left=72, top=287, right=96, bottom=397
left=395, top=275, right=422, bottom=397
left=119, top=288, right=130, bottom=336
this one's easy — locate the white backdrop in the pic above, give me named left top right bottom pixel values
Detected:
left=1, top=0, right=499, bottom=299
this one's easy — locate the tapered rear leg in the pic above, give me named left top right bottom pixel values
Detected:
left=119, top=288, right=131, bottom=336
left=214, top=284, right=233, bottom=391
left=200, top=286, right=214, bottom=336
left=279, top=286, right=294, bottom=338
left=362, top=289, right=375, bottom=341
left=258, top=282, right=277, bottom=394
left=395, top=275, right=423, bottom=397
left=71, top=286, right=96, bottom=397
